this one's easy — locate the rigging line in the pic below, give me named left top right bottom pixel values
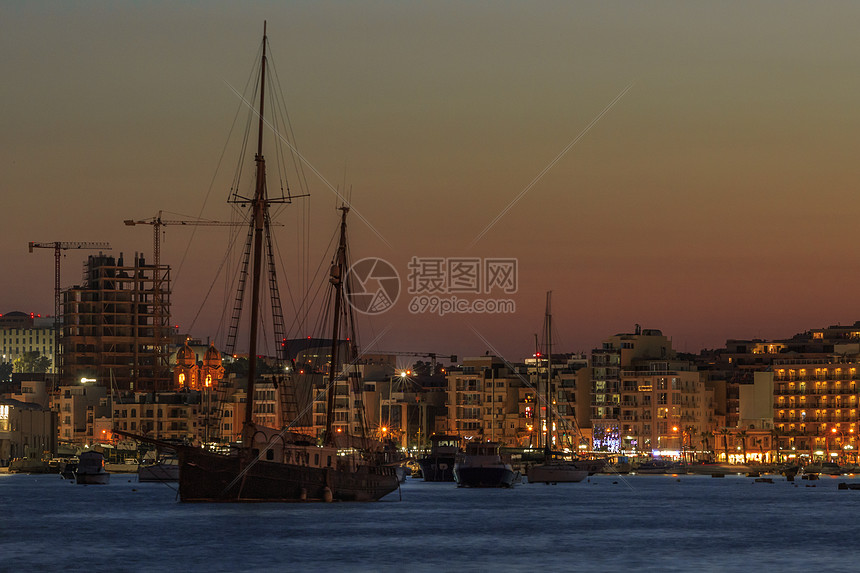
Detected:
left=469, top=82, right=634, bottom=248
left=270, top=86, right=291, bottom=200
left=266, top=213, right=303, bottom=338
left=267, top=50, right=313, bottom=200
left=186, top=224, right=245, bottom=334
left=216, top=224, right=244, bottom=348
left=224, top=80, right=393, bottom=250
left=227, top=61, right=261, bottom=202
left=275, top=98, right=312, bottom=335
left=221, top=323, right=395, bottom=494
left=284, top=225, right=339, bottom=340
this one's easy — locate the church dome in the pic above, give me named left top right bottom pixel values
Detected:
left=176, top=341, right=195, bottom=366
left=203, top=344, right=222, bottom=365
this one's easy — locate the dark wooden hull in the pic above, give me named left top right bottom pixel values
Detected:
left=178, top=447, right=399, bottom=502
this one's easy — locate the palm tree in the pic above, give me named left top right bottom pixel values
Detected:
left=738, top=430, right=749, bottom=464
left=719, top=429, right=731, bottom=463
left=770, top=428, right=782, bottom=464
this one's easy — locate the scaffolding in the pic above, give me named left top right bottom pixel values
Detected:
left=61, top=252, right=170, bottom=391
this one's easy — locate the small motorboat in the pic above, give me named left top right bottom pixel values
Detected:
left=75, top=451, right=110, bottom=485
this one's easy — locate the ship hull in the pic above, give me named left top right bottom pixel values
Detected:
left=178, top=448, right=399, bottom=502
left=418, top=455, right=456, bottom=482
left=527, top=464, right=588, bottom=483
left=75, top=472, right=110, bottom=485
left=454, top=465, right=515, bottom=488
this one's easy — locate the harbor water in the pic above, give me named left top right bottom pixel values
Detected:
left=2, top=471, right=859, bottom=572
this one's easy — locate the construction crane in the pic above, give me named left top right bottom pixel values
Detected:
left=123, top=210, right=285, bottom=345
left=123, top=210, right=256, bottom=272
left=124, top=211, right=255, bottom=379
left=28, top=241, right=111, bottom=386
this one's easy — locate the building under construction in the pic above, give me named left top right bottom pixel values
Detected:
left=61, top=253, right=170, bottom=391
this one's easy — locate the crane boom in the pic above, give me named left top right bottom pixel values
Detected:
left=28, top=240, right=111, bottom=389
left=28, top=241, right=111, bottom=252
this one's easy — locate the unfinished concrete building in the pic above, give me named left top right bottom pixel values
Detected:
left=61, top=253, right=170, bottom=391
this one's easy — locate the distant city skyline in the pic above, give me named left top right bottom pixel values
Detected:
left=4, top=3, right=860, bottom=359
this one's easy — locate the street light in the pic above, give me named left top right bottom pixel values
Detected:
left=829, top=427, right=853, bottom=465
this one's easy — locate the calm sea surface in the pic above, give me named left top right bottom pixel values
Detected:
left=2, top=471, right=859, bottom=572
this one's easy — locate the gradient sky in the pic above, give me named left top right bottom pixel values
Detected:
left=3, top=2, right=860, bottom=360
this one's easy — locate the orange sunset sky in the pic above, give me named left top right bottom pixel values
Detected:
left=3, top=2, right=860, bottom=360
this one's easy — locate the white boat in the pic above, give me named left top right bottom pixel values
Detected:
left=527, top=293, right=588, bottom=485
left=75, top=451, right=110, bottom=485
left=418, top=434, right=461, bottom=482
left=454, top=441, right=517, bottom=488
left=138, top=457, right=179, bottom=482
left=528, top=461, right=588, bottom=483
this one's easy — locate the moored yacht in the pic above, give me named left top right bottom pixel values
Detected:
left=418, top=434, right=460, bottom=482
left=75, top=451, right=110, bottom=485
left=528, top=452, right=588, bottom=484
left=454, top=441, right=516, bottom=488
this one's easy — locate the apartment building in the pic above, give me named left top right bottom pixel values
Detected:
left=54, top=384, right=107, bottom=443
left=617, top=367, right=710, bottom=457
left=773, top=359, right=860, bottom=462
left=591, top=326, right=674, bottom=452
left=0, top=311, right=56, bottom=372
left=0, top=398, right=57, bottom=465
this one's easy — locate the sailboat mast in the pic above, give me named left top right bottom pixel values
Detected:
left=534, top=333, right=541, bottom=450
left=324, top=207, right=349, bottom=446
left=244, top=21, right=269, bottom=434
left=544, top=291, right=552, bottom=456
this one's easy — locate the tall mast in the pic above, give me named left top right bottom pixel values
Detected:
left=544, top=291, right=552, bottom=456
left=324, top=206, right=349, bottom=446
left=533, top=332, right=541, bottom=449
left=243, top=21, right=269, bottom=437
